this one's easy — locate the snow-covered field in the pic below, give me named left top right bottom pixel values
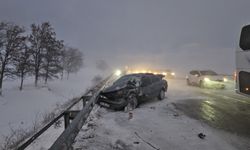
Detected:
left=73, top=79, right=249, bottom=150
left=0, top=66, right=106, bottom=146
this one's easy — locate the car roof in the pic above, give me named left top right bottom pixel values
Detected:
left=190, top=70, right=215, bottom=72
left=124, top=73, right=155, bottom=78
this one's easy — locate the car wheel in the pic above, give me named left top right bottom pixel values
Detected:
left=199, top=80, right=205, bottom=88
left=158, top=89, right=165, bottom=100
left=125, top=94, right=138, bottom=111
left=186, top=79, right=191, bottom=86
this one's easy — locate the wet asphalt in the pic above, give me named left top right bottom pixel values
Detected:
left=173, top=89, right=250, bottom=138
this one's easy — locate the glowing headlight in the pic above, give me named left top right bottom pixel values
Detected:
left=223, top=78, right=228, bottom=82
left=162, top=72, right=167, bottom=76
left=204, top=77, right=210, bottom=82
left=115, top=69, right=122, bottom=76
left=171, top=72, right=175, bottom=76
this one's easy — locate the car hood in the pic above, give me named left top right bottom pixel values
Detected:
left=102, top=84, right=127, bottom=93
left=203, top=75, right=223, bottom=81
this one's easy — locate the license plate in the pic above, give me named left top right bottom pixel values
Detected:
left=100, top=102, right=110, bottom=107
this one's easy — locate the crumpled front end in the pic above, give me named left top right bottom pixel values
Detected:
left=97, top=90, right=128, bottom=110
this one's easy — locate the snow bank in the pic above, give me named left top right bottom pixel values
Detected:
left=0, top=66, right=107, bottom=145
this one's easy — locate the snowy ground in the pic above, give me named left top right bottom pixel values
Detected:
left=0, top=66, right=107, bottom=146
left=73, top=79, right=249, bottom=150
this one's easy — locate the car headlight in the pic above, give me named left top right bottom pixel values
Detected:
left=115, top=69, right=122, bottom=76
left=162, top=72, right=167, bottom=76
left=223, top=78, right=228, bottom=82
left=204, top=77, right=210, bottom=82
left=171, top=72, right=175, bottom=76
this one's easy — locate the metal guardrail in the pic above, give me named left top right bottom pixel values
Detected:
left=49, top=91, right=100, bottom=150
left=16, top=75, right=112, bottom=150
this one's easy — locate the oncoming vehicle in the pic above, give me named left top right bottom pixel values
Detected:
left=236, top=24, right=250, bottom=96
left=162, top=69, right=176, bottom=79
left=97, top=73, right=168, bottom=111
left=186, top=70, right=226, bottom=89
left=126, top=69, right=176, bottom=79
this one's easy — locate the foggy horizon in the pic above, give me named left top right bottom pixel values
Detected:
left=1, top=0, right=250, bottom=75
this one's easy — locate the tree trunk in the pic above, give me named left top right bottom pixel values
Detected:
left=19, top=71, right=24, bottom=91
left=67, top=71, right=69, bottom=80
left=35, top=67, right=39, bottom=87
left=45, top=62, right=49, bottom=84
left=34, top=52, right=40, bottom=87
left=0, top=62, right=6, bottom=95
left=61, top=70, right=64, bottom=80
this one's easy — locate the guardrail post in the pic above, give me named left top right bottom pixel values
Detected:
left=64, top=111, right=80, bottom=129
left=81, top=96, right=91, bottom=108
left=64, top=112, right=70, bottom=129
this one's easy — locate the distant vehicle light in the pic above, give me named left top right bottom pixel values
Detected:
left=204, top=77, right=210, bottom=82
left=115, top=69, right=122, bottom=76
left=223, top=78, right=228, bottom=82
left=162, top=72, right=167, bottom=76
left=171, top=72, right=175, bottom=76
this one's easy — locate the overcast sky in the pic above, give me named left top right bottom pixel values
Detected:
left=0, top=0, right=250, bottom=75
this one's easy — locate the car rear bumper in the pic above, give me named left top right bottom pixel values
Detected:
left=97, top=96, right=128, bottom=110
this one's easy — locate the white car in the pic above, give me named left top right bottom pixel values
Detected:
left=186, top=70, right=226, bottom=89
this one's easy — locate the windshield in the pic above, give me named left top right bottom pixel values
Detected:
left=200, top=70, right=218, bottom=75
left=113, top=75, right=140, bottom=86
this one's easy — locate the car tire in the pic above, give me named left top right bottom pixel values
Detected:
left=125, top=94, right=138, bottom=111
left=187, top=79, right=191, bottom=86
left=158, top=89, right=165, bottom=100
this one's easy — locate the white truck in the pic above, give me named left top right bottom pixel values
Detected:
left=236, top=24, right=250, bottom=96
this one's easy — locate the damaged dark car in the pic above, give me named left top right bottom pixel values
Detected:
left=97, top=73, right=168, bottom=111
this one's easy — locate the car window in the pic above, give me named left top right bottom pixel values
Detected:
left=151, top=75, right=160, bottom=82
left=200, top=70, right=217, bottom=75
left=194, top=71, right=200, bottom=75
left=190, top=71, right=198, bottom=75
left=190, top=71, right=195, bottom=75
left=113, top=75, right=140, bottom=86
left=141, top=76, right=152, bottom=86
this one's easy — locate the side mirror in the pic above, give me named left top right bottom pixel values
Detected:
left=240, top=25, right=250, bottom=51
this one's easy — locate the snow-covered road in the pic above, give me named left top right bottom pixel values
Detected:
left=73, top=79, right=250, bottom=150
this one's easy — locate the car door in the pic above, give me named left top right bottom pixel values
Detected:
left=141, top=76, right=153, bottom=99
left=150, top=75, right=162, bottom=97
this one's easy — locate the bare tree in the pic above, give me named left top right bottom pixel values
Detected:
left=40, top=22, right=64, bottom=84
left=29, top=22, right=64, bottom=85
left=12, top=38, right=32, bottom=90
left=0, top=22, right=26, bottom=94
left=29, top=23, right=43, bottom=87
left=62, top=47, right=83, bottom=79
left=43, top=40, right=64, bottom=84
